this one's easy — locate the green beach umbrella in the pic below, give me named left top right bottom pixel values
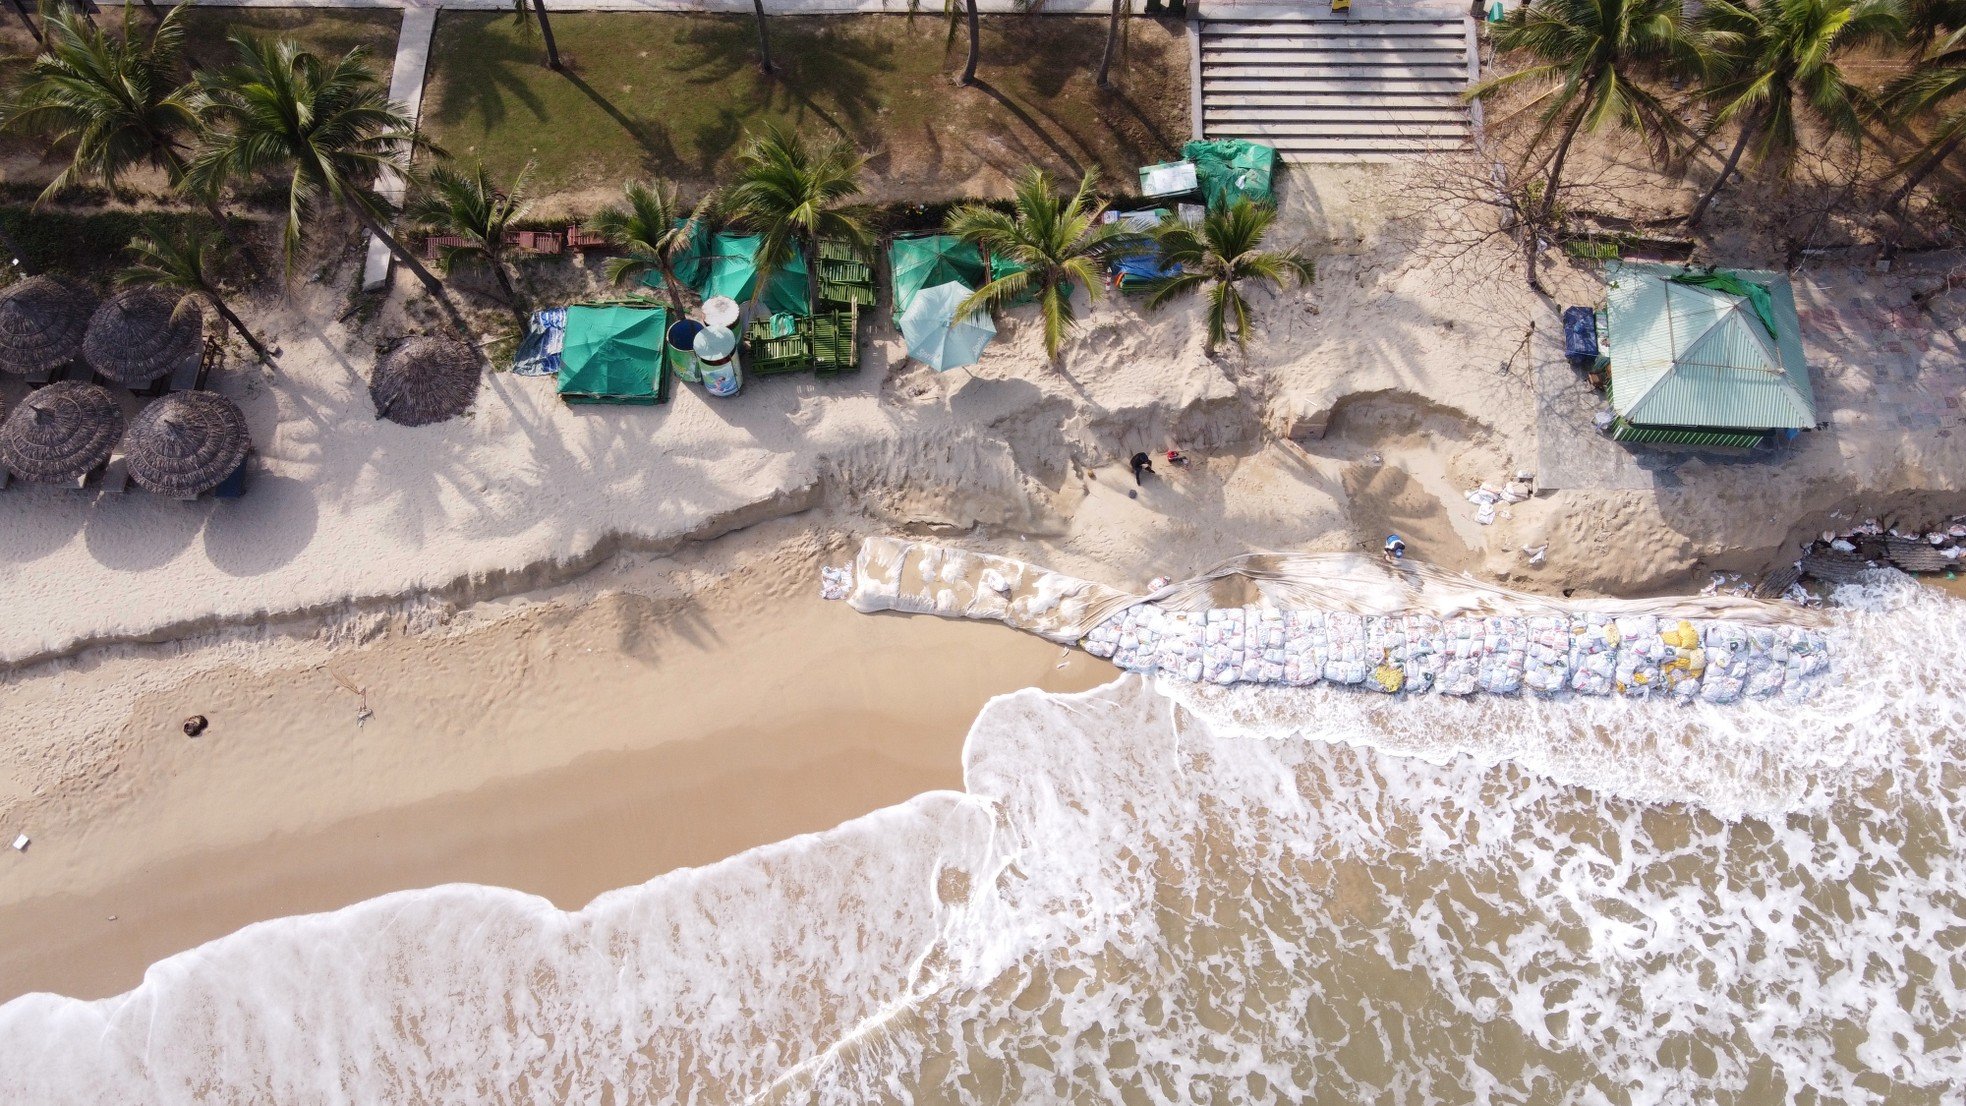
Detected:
left=698, top=232, right=809, bottom=317
left=899, top=281, right=996, bottom=372
left=888, top=235, right=985, bottom=320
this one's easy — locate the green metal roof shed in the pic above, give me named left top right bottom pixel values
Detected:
left=1604, top=262, right=1816, bottom=432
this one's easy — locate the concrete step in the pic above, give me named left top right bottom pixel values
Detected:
left=1202, top=31, right=1466, bottom=47
left=1201, top=42, right=1467, bottom=60
left=1206, top=103, right=1472, bottom=121
left=1207, top=120, right=1470, bottom=139
left=1248, top=135, right=1473, bottom=153
left=1202, top=61, right=1469, bottom=79
left=1203, top=19, right=1468, bottom=35
left=1203, top=91, right=1469, bottom=108
left=1204, top=76, right=1469, bottom=94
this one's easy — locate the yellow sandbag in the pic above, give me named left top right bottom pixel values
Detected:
left=1370, top=661, right=1405, bottom=694
left=1662, top=620, right=1700, bottom=651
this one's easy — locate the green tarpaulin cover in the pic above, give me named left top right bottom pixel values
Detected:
left=1181, top=139, right=1277, bottom=209
left=1668, top=271, right=1780, bottom=342
left=695, top=232, right=809, bottom=317
left=557, top=304, right=670, bottom=405
left=889, top=235, right=985, bottom=322
left=655, top=218, right=713, bottom=290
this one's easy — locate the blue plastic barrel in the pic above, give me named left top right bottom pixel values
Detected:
left=667, top=319, right=705, bottom=384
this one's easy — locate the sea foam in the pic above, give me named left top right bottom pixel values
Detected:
left=3, top=574, right=1961, bottom=1104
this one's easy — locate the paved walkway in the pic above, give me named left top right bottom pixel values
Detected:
left=362, top=6, right=436, bottom=290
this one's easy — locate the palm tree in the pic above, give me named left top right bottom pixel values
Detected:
left=944, top=167, right=1138, bottom=360
left=1143, top=200, right=1313, bottom=351
left=1881, top=23, right=1966, bottom=210
left=1683, top=0, right=1904, bottom=228
left=406, top=161, right=533, bottom=327
left=1, top=6, right=239, bottom=231
left=122, top=222, right=275, bottom=366
left=590, top=180, right=701, bottom=313
left=720, top=122, right=869, bottom=306
left=190, top=35, right=451, bottom=303
left=1098, top=0, right=1126, bottom=89
left=1466, top=0, right=1701, bottom=234
left=753, top=0, right=775, bottom=74
left=510, top=0, right=562, bottom=71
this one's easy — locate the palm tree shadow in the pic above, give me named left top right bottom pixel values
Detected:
left=422, top=21, right=551, bottom=136
left=968, top=78, right=1087, bottom=179
left=560, top=68, right=682, bottom=169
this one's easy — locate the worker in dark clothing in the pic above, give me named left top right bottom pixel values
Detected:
left=1130, top=452, right=1154, bottom=485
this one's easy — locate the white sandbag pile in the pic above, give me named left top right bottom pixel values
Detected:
left=1079, top=604, right=1831, bottom=703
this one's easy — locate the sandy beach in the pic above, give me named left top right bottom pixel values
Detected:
left=0, top=528, right=1113, bottom=1001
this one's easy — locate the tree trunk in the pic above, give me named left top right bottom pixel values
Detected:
left=138, top=0, right=162, bottom=24
left=1888, top=131, right=1965, bottom=212
left=1097, top=0, right=1123, bottom=89
left=489, top=254, right=529, bottom=328
left=6, top=0, right=40, bottom=43
left=158, top=144, right=265, bottom=277
left=660, top=269, right=686, bottom=315
left=752, top=0, right=775, bottom=74
left=206, top=292, right=276, bottom=367
left=1534, top=104, right=1588, bottom=228
left=347, top=202, right=470, bottom=330
left=960, top=0, right=980, bottom=85
left=532, top=0, right=563, bottom=72
left=1685, top=112, right=1759, bottom=230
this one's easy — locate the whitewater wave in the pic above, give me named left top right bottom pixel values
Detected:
left=3, top=575, right=1961, bottom=1104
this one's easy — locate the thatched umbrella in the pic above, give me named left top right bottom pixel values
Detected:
left=0, top=276, right=98, bottom=377
left=124, top=391, right=251, bottom=497
left=83, top=287, right=205, bottom=387
left=369, top=336, right=481, bottom=427
left=0, top=381, right=125, bottom=484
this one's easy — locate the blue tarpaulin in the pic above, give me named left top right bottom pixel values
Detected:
left=1562, top=306, right=1599, bottom=368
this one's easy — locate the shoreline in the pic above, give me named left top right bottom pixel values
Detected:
left=0, top=550, right=1112, bottom=1003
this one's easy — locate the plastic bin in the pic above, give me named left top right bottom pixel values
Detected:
left=667, top=319, right=704, bottom=384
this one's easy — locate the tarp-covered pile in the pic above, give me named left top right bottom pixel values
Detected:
left=556, top=304, right=670, bottom=404
left=671, top=231, right=808, bottom=317
left=1182, top=139, right=1276, bottom=209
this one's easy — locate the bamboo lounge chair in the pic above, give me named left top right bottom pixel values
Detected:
left=811, top=305, right=861, bottom=376
left=817, top=237, right=876, bottom=310
left=745, top=311, right=813, bottom=375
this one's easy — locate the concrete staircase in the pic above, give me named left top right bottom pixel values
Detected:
left=1198, top=13, right=1477, bottom=161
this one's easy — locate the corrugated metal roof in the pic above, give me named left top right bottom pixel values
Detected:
left=1603, top=262, right=1817, bottom=430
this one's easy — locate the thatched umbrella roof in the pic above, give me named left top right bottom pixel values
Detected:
left=0, top=381, right=124, bottom=483
left=0, top=276, right=98, bottom=376
left=124, top=391, right=251, bottom=496
left=84, top=286, right=205, bottom=387
left=369, top=336, right=481, bottom=427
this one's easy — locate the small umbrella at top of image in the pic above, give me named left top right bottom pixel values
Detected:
left=898, top=281, right=996, bottom=372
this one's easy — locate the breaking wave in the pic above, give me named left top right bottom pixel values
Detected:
left=2, top=574, right=1961, bottom=1104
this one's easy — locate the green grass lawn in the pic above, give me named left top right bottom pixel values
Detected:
left=419, top=12, right=1190, bottom=213
left=176, top=8, right=404, bottom=69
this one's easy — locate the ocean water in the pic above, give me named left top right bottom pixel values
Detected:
left=2, top=575, right=1962, bottom=1104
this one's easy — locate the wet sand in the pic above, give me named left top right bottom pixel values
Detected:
left=0, top=582, right=1112, bottom=1003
